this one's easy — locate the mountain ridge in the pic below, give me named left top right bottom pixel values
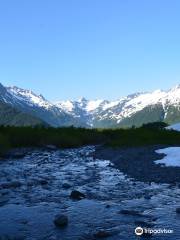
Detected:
left=1, top=82, right=180, bottom=128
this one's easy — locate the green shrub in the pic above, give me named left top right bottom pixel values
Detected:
left=0, top=123, right=180, bottom=156
left=0, top=133, right=11, bottom=156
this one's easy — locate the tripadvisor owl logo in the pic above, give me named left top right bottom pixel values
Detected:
left=135, top=227, right=143, bottom=236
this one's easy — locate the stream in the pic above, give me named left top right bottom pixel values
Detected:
left=0, top=146, right=180, bottom=240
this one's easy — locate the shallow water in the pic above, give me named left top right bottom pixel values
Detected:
left=0, top=146, right=180, bottom=240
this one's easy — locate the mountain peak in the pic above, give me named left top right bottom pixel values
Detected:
left=7, top=85, right=34, bottom=96
left=78, top=97, right=87, bottom=102
left=170, top=84, right=180, bottom=91
left=6, top=85, right=51, bottom=108
left=2, top=81, right=180, bottom=128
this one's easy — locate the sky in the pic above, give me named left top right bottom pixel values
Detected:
left=0, top=0, right=180, bottom=101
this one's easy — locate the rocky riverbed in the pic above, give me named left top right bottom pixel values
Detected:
left=94, top=145, right=180, bottom=183
left=0, top=145, right=180, bottom=240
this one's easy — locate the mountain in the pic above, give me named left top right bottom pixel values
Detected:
left=0, top=101, right=46, bottom=126
left=1, top=82, right=180, bottom=128
left=0, top=83, right=76, bottom=127
left=55, top=85, right=180, bottom=128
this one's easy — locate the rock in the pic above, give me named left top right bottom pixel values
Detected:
left=62, top=183, right=72, bottom=189
left=70, top=190, right=86, bottom=200
left=39, top=179, right=48, bottom=185
left=54, top=214, right=68, bottom=227
left=176, top=207, right=180, bottom=214
left=105, top=204, right=111, bottom=208
left=93, top=230, right=111, bottom=238
left=119, top=209, right=142, bottom=216
left=1, top=181, right=22, bottom=189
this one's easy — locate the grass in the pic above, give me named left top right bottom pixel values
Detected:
left=0, top=124, right=180, bottom=156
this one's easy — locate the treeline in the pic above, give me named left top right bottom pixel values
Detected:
left=0, top=122, right=180, bottom=156
left=0, top=126, right=105, bottom=155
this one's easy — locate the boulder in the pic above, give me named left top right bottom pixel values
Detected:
left=70, top=190, right=85, bottom=200
left=105, top=204, right=111, bottom=208
left=54, top=214, right=68, bottom=227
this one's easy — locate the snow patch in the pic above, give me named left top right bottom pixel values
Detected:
left=56, top=101, right=74, bottom=112
left=102, top=100, right=121, bottom=110
left=86, top=100, right=104, bottom=112
left=7, top=86, right=52, bottom=109
left=155, top=147, right=180, bottom=167
left=166, top=123, right=180, bottom=131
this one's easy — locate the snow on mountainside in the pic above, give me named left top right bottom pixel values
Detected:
left=55, top=84, right=180, bottom=124
left=1, top=82, right=180, bottom=128
left=7, top=86, right=53, bottom=109
left=54, top=84, right=180, bottom=127
left=0, top=84, right=76, bottom=127
left=55, top=98, right=105, bottom=113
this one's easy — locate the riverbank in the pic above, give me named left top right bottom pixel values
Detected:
left=94, top=145, right=180, bottom=184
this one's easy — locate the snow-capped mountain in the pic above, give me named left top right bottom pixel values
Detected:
left=1, top=82, right=180, bottom=128
left=55, top=98, right=108, bottom=126
left=0, top=83, right=77, bottom=127
left=7, top=86, right=52, bottom=109
left=54, top=85, right=180, bottom=128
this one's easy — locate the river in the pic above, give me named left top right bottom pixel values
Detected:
left=0, top=146, right=180, bottom=240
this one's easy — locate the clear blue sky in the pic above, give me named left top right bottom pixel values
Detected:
left=0, top=0, right=180, bottom=101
